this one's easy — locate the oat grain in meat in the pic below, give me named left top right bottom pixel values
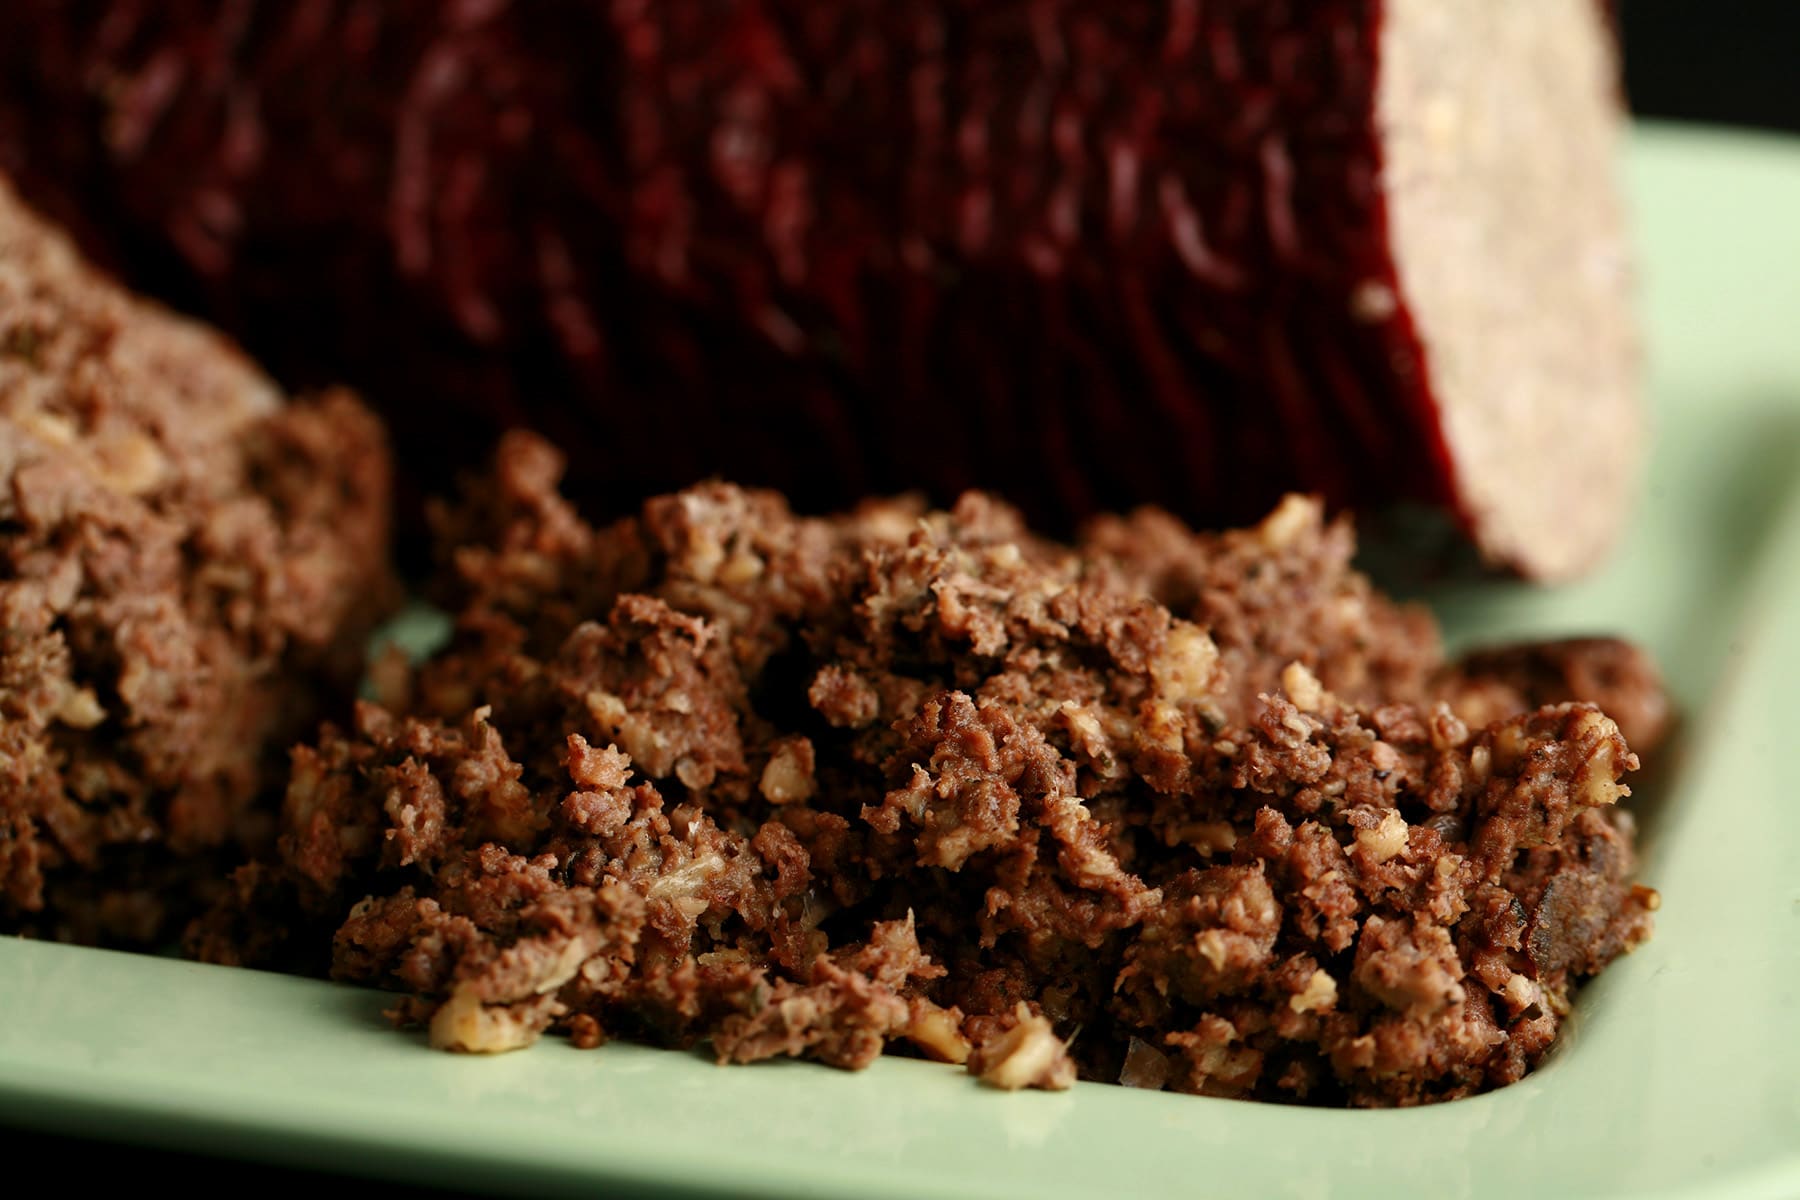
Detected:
left=201, top=433, right=1661, bottom=1105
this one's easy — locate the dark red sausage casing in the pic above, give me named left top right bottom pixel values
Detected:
left=0, top=0, right=1638, bottom=578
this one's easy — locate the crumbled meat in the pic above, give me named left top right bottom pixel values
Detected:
left=1435, top=637, right=1671, bottom=756
left=198, top=434, right=1660, bottom=1105
left=0, top=178, right=392, bottom=944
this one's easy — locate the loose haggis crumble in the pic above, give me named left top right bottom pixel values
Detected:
left=194, top=432, right=1662, bottom=1106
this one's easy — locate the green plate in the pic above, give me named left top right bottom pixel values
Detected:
left=3, top=124, right=1798, bottom=1200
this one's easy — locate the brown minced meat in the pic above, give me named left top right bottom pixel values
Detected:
left=195, top=432, right=1662, bottom=1107
left=0, top=178, right=393, bottom=944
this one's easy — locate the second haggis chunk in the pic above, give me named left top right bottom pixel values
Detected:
left=0, top=178, right=393, bottom=944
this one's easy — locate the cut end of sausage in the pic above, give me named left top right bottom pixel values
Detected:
left=1379, top=0, right=1642, bottom=580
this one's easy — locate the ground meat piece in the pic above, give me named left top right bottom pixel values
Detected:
left=1165, top=1013, right=1267, bottom=1099
left=550, top=595, right=747, bottom=792
left=0, top=177, right=392, bottom=945
left=1352, top=915, right=1467, bottom=1015
left=1465, top=705, right=1637, bottom=883
left=1084, top=497, right=1442, bottom=717
left=1436, top=637, right=1671, bottom=756
left=1118, top=866, right=1281, bottom=1009
left=335, top=865, right=648, bottom=1056
left=202, top=435, right=1661, bottom=1106
left=711, top=914, right=943, bottom=1070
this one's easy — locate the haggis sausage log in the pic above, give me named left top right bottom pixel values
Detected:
left=0, top=0, right=1637, bottom=577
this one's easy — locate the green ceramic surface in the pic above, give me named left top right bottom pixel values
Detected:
left=3, top=124, right=1798, bottom=1199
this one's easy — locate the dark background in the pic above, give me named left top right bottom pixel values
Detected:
left=1624, top=2, right=1800, bottom=134
left=5, top=5, right=1796, bottom=1197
